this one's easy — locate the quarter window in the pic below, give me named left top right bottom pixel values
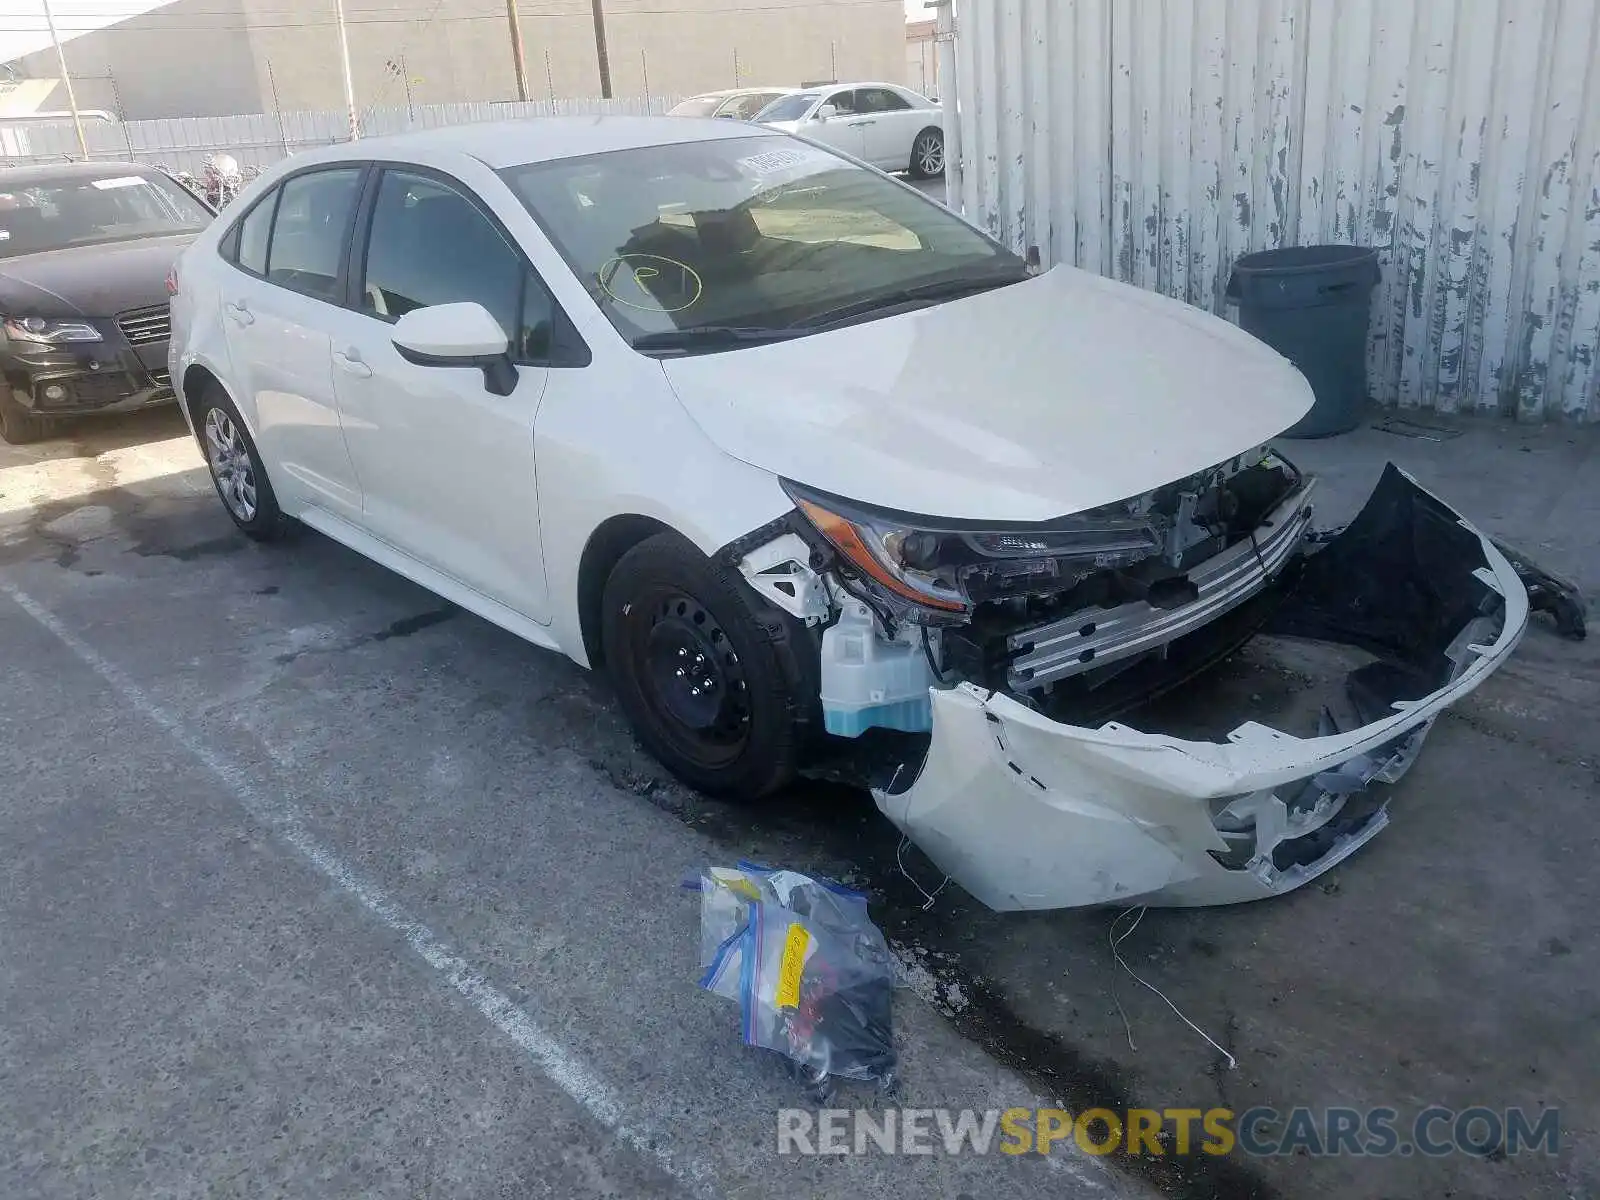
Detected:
left=233, top=192, right=274, bottom=274
left=359, top=169, right=553, bottom=361
left=265, top=168, right=362, bottom=302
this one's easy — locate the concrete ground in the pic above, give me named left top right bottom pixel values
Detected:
left=1, top=402, right=1596, bottom=1200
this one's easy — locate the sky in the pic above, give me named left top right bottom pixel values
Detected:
left=0, top=0, right=157, bottom=64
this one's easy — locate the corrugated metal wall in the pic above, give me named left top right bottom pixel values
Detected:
left=950, top=0, right=1600, bottom=421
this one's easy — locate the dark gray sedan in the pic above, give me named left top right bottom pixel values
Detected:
left=0, top=161, right=213, bottom=443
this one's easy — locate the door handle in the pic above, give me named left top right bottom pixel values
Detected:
left=333, top=348, right=372, bottom=379
left=224, top=300, right=254, bottom=327
left=847, top=119, right=876, bottom=127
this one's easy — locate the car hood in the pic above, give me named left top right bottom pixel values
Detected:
left=661, top=265, right=1316, bottom=522
left=0, top=233, right=195, bottom=319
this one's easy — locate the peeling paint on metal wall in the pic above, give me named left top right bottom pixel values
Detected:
left=952, top=0, right=1600, bottom=421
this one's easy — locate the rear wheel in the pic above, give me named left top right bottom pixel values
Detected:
left=908, top=127, right=945, bottom=179
left=600, top=532, right=813, bottom=799
left=197, top=388, right=292, bottom=541
left=0, top=390, right=47, bottom=445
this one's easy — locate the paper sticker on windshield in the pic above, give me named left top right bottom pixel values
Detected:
left=90, top=176, right=147, bottom=190
left=736, top=146, right=833, bottom=178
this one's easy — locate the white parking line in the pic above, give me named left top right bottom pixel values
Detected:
left=3, top=582, right=720, bottom=1200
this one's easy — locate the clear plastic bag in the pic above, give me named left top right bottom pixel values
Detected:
left=695, top=863, right=896, bottom=1094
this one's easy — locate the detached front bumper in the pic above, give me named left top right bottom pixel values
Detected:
left=873, top=467, right=1529, bottom=910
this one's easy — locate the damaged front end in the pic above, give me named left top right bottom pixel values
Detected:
left=736, top=459, right=1528, bottom=911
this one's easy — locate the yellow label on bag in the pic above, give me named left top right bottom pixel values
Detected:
left=709, top=868, right=761, bottom=901
left=776, top=925, right=811, bottom=1009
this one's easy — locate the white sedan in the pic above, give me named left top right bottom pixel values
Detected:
left=168, top=118, right=1525, bottom=911
left=666, top=87, right=797, bottom=122
left=755, top=83, right=945, bottom=177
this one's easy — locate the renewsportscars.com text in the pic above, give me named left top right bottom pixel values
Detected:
left=776, top=1106, right=1559, bottom=1158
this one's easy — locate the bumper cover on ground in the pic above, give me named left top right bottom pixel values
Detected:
left=873, top=467, right=1529, bottom=910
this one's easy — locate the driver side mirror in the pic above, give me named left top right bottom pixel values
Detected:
left=392, top=302, right=518, bottom=396
left=815, top=104, right=838, bottom=122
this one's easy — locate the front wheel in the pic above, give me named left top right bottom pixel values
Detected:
left=0, top=390, right=47, bottom=445
left=600, top=532, right=813, bottom=799
left=908, top=127, right=945, bottom=179
left=197, top=388, right=292, bottom=541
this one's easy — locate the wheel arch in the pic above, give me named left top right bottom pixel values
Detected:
left=575, top=513, right=675, bottom=667
left=180, top=363, right=217, bottom=422
left=181, top=363, right=257, bottom=443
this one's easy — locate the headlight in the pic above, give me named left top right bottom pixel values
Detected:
left=3, top=316, right=102, bottom=345
left=784, top=481, right=1163, bottom=616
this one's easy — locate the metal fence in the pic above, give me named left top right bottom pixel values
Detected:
left=0, top=96, right=677, bottom=178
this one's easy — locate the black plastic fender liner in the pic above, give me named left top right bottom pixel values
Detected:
left=1268, top=463, right=1507, bottom=700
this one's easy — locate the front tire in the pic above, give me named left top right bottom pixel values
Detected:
left=0, top=390, right=47, bottom=445
left=908, top=127, right=945, bottom=179
left=196, top=387, right=292, bottom=541
left=600, top=532, right=813, bottom=799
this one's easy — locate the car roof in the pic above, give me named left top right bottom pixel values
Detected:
left=822, top=81, right=919, bottom=91
left=0, top=160, right=165, bottom=186
left=687, top=86, right=794, bottom=99
left=301, top=116, right=785, bottom=171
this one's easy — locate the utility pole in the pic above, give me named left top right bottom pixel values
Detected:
left=933, top=0, right=959, bottom=209
left=332, top=0, right=359, bottom=139
left=506, top=0, right=529, bottom=102
left=39, top=0, right=86, bottom=158
left=589, top=0, right=612, bottom=99
left=266, top=59, right=289, bottom=155
left=106, top=71, right=133, bottom=159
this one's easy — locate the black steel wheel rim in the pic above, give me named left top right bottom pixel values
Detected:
left=632, top=589, right=752, bottom=766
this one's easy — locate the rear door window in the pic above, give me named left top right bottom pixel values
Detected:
left=856, top=87, right=912, bottom=113
left=264, top=168, right=363, bottom=302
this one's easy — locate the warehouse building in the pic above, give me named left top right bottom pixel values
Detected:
left=0, top=0, right=906, bottom=121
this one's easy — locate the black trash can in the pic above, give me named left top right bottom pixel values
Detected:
left=1226, top=245, right=1381, bottom=438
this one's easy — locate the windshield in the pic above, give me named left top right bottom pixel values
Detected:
left=753, top=93, right=819, bottom=122
left=667, top=96, right=725, bottom=117
left=0, top=172, right=210, bottom=257
left=500, top=135, right=1024, bottom=354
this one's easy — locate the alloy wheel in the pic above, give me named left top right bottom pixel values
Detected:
left=203, top=406, right=258, bottom=522
left=915, top=133, right=944, bottom=176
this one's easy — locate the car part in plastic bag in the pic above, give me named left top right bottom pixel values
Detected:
left=694, top=863, right=897, bottom=1098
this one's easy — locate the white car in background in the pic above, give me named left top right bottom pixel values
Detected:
left=755, top=84, right=945, bottom=177
left=667, top=87, right=796, bottom=122
left=166, top=117, right=1524, bottom=914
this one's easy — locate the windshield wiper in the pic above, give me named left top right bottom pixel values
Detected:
left=631, top=325, right=810, bottom=355
left=788, top=271, right=1032, bottom=331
